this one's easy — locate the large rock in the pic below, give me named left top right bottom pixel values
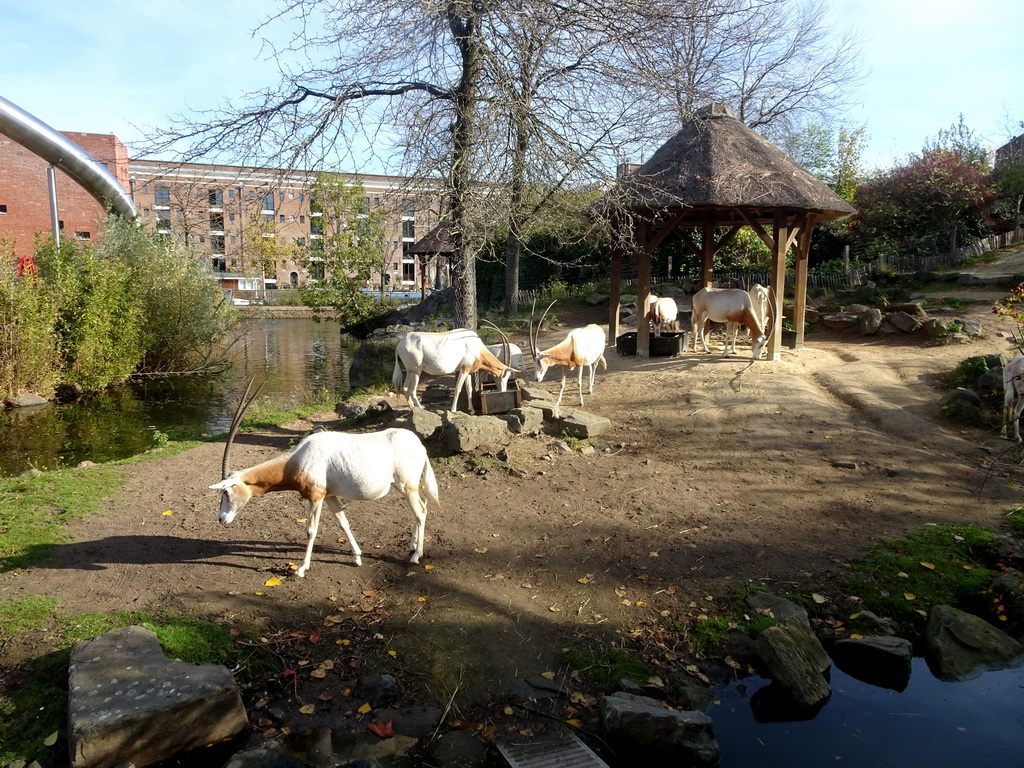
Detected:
left=442, top=414, right=510, bottom=453
left=68, top=626, right=248, bottom=768
left=820, top=313, right=859, bottom=331
left=886, top=311, right=923, bottom=333
left=858, top=308, right=883, bottom=335
left=924, top=604, right=1024, bottom=681
left=831, top=636, right=913, bottom=691
left=746, top=593, right=808, bottom=626
left=600, top=691, right=719, bottom=767
left=390, top=409, right=443, bottom=441
left=753, top=619, right=832, bottom=708
left=502, top=406, right=545, bottom=435
left=11, top=391, right=49, bottom=408
left=557, top=409, right=612, bottom=439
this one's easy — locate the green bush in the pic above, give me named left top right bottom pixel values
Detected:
left=0, top=239, right=60, bottom=400
left=2, top=217, right=236, bottom=397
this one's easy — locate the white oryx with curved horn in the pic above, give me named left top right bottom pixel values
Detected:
left=481, top=319, right=524, bottom=390
left=690, top=286, right=768, bottom=360
left=209, top=379, right=441, bottom=576
left=392, top=327, right=522, bottom=413
left=526, top=299, right=607, bottom=406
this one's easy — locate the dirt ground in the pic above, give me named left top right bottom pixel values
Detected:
left=4, top=280, right=1024, bottom=727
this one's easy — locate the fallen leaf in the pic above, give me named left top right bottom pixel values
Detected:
left=358, top=702, right=372, bottom=714
left=474, top=547, right=488, bottom=554
left=850, top=633, right=864, bottom=640
left=812, top=593, right=827, bottom=604
left=904, top=592, right=916, bottom=601
left=368, top=720, right=395, bottom=739
left=614, top=586, right=627, bottom=597
left=897, top=571, right=909, bottom=579
left=299, top=704, right=315, bottom=715
left=43, top=731, right=59, bottom=747
left=162, top=510, right=173, bottom=516
left=418, top=596, right=427, bottom=602
left=424, top=564, right=434, bottom=570
left=310, top=668, right=327, bottom=679
left=541, top=671, right=556, bottom=680
left=577, top=576, right=590, bottom=584
left=549, top=605, right=561, bottom=612
left=504, top=705, right=514, bottom=715
left=362, top=589, right=377, bottom=597
left=264, top=577, right=282, bottom=587
left=323, top=614, right=344, bottom=626
left=309, top=631, right=322, bottom=644
left=920, top=562, right=936, bottom=570
left=388, top=650, right=397, bottom=657
left=566, top=718, right=583, bottom=728
left=649, top=551, right=659, bottom=557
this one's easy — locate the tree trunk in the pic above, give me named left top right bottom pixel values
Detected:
left=447, top=4, right=483, bottom=330
left=503, top=111, right=530, bottom=317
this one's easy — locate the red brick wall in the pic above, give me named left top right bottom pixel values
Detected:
left=0, top=132, right=129, bottom=262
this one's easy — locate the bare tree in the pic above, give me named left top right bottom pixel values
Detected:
left=622, top=0, right=863, bottom=144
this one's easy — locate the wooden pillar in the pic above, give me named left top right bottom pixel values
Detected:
left=792, top=220, right=813, bottom=349
left=609, top=243, right=623, bottom=341
left=767, top=210, right=789, bottom=361
left=636, top=220, right=652, bottom=359
left=701, top=223, right=714, bottom=288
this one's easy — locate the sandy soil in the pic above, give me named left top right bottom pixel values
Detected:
left=3, top=284, right=1022, bottom=727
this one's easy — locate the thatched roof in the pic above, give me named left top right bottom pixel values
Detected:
left=603, top=104, right=856, bottom=226
left=407, top=220, right=453, bottom=255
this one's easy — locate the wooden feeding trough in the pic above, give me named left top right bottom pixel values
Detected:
left=616, top=331, right=689, bottom=357
left=457, top=383, right=523, bottom=414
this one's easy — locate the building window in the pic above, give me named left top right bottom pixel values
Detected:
left=208, top=189, right=223, bottom=207
left=210, top=212, right=224, bottom=231
left=154, top=186, right=170, bottom=204
left=373, top=197, right=380, bottom=207
left=248, top=190, right=255, bottom=199
left=75, top=231, right=91, bottom=241
left=402, top=200, right=415, bottom=217
left=402, top=220, right=415, bottom=239
left=262, top=192, right=274, bottom=210
left=299, top=215, right=305, bottom=224
left=0, top=204, right=7, bottom=214
left=402, top=261, right=415, bottom=282
left=210, top=235, right=225, bottom=254
left=211, top=256, right=226, bottom=273
left=279, top=214, right=286, bottom=223
left=227, top=189, right=235, bottom=201
left=230, top=236, right=237, bottom=244
left=156, top=211, right=171, bottom=230
left=299, top=193, right=305, bottom=202
left=296, top=238, right=305, bottom=247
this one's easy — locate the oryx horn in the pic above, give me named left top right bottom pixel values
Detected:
left=479, top=319, right=511, bottom=365
left=221, top=376, right=265, bottom=480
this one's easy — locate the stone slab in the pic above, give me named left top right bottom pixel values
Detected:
left=69, top=626, right=248, bottom=768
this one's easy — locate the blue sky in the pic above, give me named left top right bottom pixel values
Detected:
left=2, top=0, right=1022, bottom=173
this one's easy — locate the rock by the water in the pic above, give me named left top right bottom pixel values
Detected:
left=831, top=636, right=913, bottom=691
left=753, top=619, right=832, bottom=708
left=924, top=604, right=1024, bottom=682
left=601, top=691, right=719, bottom=767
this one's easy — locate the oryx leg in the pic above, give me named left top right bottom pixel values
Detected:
left=297, top=498, right=325, bottom=577
left=576, top=366, right=586, bottom=406
left=555, top=372, right=567, bottom=406
left=453, top=369, right=474, bottom=413
left=400, top=484, right=427, bottom=563
left=405, top=370, right=424, bottom=409
left=326, top=495, right=363, bottom=566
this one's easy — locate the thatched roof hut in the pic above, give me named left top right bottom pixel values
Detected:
left=596, top=103, right=856, bottom=359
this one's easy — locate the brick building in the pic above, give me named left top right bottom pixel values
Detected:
left=0, top=131, right=131, bottom=260
left=2, top=129, right=444, bottom=296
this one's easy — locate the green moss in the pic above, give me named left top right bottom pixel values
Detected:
left=1006, top=507, right=1024, bottom=536
left=565, top=646, right=652, bottom=692
left=846, top=524, right=1001, bottom=629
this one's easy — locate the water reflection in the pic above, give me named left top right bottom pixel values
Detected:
left=712, top=659, right=1022, bottom=767
left=0, top=319, right=357, bottom=477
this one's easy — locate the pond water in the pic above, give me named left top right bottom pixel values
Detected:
left=0, top=318, right=357, bottom=477
left=711, top=659, right=1022, bottom=767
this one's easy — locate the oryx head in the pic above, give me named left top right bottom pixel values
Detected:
left=208, top=377, right=263, bottom=524
left=527, top=299, right=557, bottom=382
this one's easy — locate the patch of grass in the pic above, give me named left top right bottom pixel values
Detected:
left=941, top=356, right=990, bottom=389
left=678, top=598, right=778, bottom=655
left=0, top=466, right=126, bottom=573
left=0, top=599, right=276, bottom=766
left=845, top=524, right=1001, bottom=630
left=559, top=432, right=595, bottom=452
left=1006, top=507, right=1024, bottom=536
left=565, top=646, right=652, bottom=692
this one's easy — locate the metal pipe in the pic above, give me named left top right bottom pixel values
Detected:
left=47, top=163, right=61, bottom=247
left=0, top=94, right=137, bottom=219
